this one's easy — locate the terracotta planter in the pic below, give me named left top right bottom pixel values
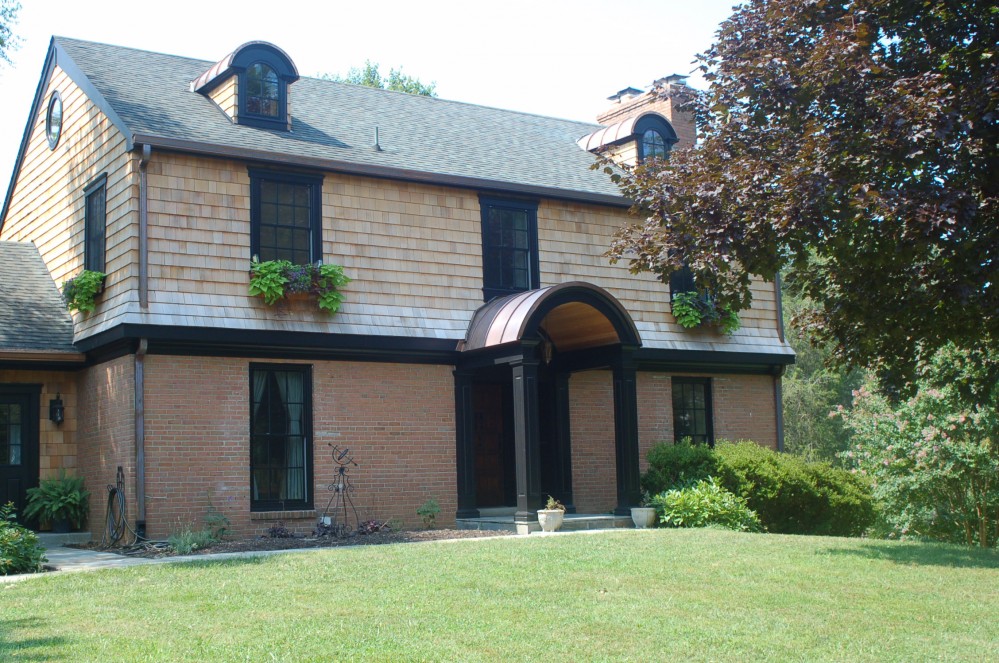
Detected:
left=537, top=509, right=564, bottom=533
left=631, top=507, right=657, bottom=529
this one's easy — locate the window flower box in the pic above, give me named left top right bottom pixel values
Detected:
left=248, top=259, right=350, bottom=314
left=670, top=291, right=740, bottom=335
left=62, top=269, right=106, bottom=314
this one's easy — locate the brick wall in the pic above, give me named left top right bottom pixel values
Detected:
left=568, top=370, right=617, bottom=513
left=569, top=370, right=780, bottom=513
left=141, top=355, right=456, bottom=539
left=76, top=355, right=135, bottom=540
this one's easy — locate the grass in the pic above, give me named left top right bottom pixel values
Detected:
left=2, top=529, right=997, bottom=661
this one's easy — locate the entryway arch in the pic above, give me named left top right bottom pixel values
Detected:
left=455, top=282, right=643, bottom=525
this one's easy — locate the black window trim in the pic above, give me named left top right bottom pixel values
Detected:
left=83, top=173, right=107, bottom=274
left=479, top=195, right=540, bottom=302
left=238, top=60, right=288, bottom=130
left=671, top=377, right=714, bottom=447
left=46, top=90, right=63, bottom=150
left=249, top=363, right=315, bottom=512
left=635, top=114, right=679, bottom=162
left=248, top=168, right=324, bottom=265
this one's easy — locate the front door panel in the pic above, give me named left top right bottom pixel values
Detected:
left=0, top=392, right=39, bottom=520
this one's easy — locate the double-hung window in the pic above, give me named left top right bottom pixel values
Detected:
left=83, top=174, right=107, bottom=273
left=250, top=364, right=312, bottom=511
left=249, top=169, right=323, bottom=265
left=479, top=196, right=539, bottom=301
left=672, top=377, right=713, bottom=446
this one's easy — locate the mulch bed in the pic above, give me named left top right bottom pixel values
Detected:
left=72, top=529, right=512, bottom=559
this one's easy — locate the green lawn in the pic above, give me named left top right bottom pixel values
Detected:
left=2, top=529, right=997, bottom=661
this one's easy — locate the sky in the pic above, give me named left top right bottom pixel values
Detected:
left=0, top=0, right=738, bottom=203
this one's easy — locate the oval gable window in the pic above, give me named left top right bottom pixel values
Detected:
left=46, top=91, right=63, bottom=150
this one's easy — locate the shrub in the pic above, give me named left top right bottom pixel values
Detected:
left=0, top=503, right=47, bottom=575
left=416, top=498, right=440, bottom=529
left=714, top=441, right=874, bottom=537
left=167, top=525, right=218, bottom=554
left=839, top=347, right=999, bottom=547
left=641, top=439, right=718, bottom=495
left=651, top=479, right=762, bottom=532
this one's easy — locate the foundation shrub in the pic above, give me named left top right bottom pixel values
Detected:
left=0, top=503, right=47, bottom=575
left=714, top=441, right=874, bottom=537
left=650, top=478, right=762, bottom=532
left=640, top=439, right=718, bottom=495
left=641, top=439, right=874, bottom=537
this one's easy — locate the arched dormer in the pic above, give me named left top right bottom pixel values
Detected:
left=192, top=42, right=299, bottom=131
left=576, top=111, right=678, bottom=167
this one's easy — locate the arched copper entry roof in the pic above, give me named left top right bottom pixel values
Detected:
left=461, top=282, right=641, bottom=353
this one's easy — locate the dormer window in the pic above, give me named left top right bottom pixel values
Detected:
left=635, top=115, right=677, bottom=162
left=577, top=111, right=678, bottom=167
left=245, top=63, right=280, bottom=118
left=192, top=41, right=299, bottom=131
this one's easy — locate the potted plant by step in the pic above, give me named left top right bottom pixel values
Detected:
left=631, top=493, right=658, bottom=529
left=23, top=471, right=90, bottom=533
left=537, top=495, right=565, bottom=533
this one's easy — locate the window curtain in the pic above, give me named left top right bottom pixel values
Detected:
left=274, top=371, right=305, bottom=501
left=251, top=371, right=268, bottom=501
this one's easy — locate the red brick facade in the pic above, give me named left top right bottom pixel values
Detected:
left=140, top=355, right=456, bottom=538
left=4, top=357, right=780, bottom=539
left=76, top=356, right=136, bottom=540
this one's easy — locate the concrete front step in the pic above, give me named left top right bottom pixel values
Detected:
left=457, top=513, right=634, bottom=534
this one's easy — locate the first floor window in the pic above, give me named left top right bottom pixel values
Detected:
left=250, top=365, right=312, bottom=510
left=672, top=377, right=713, bottom=446
left=249, top=169, right=323, bottom=265
left=84, top=174, right=107, bottom=273
left=479, top=196, right=539, bottom=301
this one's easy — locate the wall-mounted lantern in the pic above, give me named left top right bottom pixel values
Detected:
left=49, top=394, right=65, bottom=425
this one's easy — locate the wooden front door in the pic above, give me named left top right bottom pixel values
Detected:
left=0, top=391, right=39, bottom=521
left=473, top=383, right=514, bottom=507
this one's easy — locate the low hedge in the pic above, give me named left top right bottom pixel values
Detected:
left=641, top=439, right=874, bottom=537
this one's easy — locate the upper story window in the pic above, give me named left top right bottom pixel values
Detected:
left=669, top=264, right=696, bottom=299
left=193, top=42, right=299, bottom=131
left=245, top=63, right=280, bottom=118
left=479, top=196, right=540, bottom=301
left=672, top=377, right=713, bottom=446
left=249, top=169, right=323, bottom=265
left=635, top=114, right=678, bottom=162
left=642, top=129, right=667, bottom=160
left=45, top=91, right=63, bottom=150
left=83, top=174, right=107, bottom=273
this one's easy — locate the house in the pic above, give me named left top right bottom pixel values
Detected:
left=0, top=37, right=794, bottom=538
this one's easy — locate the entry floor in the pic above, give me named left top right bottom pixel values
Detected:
left=457, top=507, right=634, bottom=534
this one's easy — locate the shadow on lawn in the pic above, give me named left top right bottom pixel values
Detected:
left=0, top=617, right=70, bottom=661
left=821, top=540, right=999, bottom=569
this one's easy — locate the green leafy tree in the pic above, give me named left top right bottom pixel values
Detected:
left=0, top=0, right=20, bottom=66
left=839, top=344, right=999, bottom=547
left=781, top=286, right=864, bottom=464
left=321, top=60, right=437, bottom=97
left=605, top=0, right=999, bottom=392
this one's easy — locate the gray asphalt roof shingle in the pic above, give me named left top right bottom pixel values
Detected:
left=0, top=241, right=76, bottom=353
left=56, top=37, right=622, bottom=201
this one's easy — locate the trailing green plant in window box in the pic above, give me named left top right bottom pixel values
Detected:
left=248, top=259, right=351, bottom=314
left=62, top=269, right=106, bottom=314
left=671, top=291, right=740, bottom=334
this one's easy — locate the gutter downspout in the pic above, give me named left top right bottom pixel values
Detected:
left=139, top=145, right=151, bottom=309
left=135, top=337, right=148, bottom=538
left=774, top=271, right=787, bottom=452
